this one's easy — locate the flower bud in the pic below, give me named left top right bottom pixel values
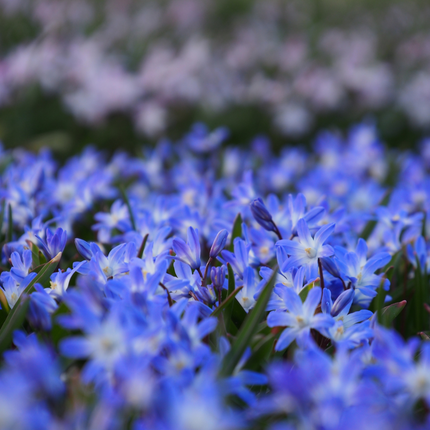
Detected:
left=331, top=288, right=354, bottom=317
left=250, top=198, right=276, bottom=232
left=211, top=266, right=226, bottom=291
left=321, top=257, right=341, bottom=279
left=75, top=238, right=94, bottom=260
left=209, top=229, right=228, bottom=258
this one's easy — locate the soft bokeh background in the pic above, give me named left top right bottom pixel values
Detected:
left=0, top=0, right=429, bottom=157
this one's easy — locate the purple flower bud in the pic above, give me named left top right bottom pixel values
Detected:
left=331, top=288, right=354, bottom=317
left=36, top=228, right=67, bottom=260
left=75, top=238, right=93, bottom=260
left=321, top=257, right=341, bottom=279
left=2, top=242, right=25, bottom=261
left=172, top=226, right=201, bottom=270
left=209, top=229, right=228, bottom=258
left=250, top=198, right=276, bottom=232
left=28, top=283, right=58, bottom=331
left=321, top=288, right=332, bottom=314
left=75, top=239, right=101, bottom=261
left=211, top=266, right=226, bottom=291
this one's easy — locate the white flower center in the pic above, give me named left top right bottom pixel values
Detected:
left=296, top=315, right=307, bottom=328
left=305, top=247, right=317, bottom=258
left=260, top=246, right=269, bottom=256
left=101, top=337, right=115, bottom=352
left=142, top=270, right=148, bottom=281
left=335, top=325, right=344, bottom=340
left=103, top=266, right=113, bottom=278
left=10, top=293, right=18, bottom=304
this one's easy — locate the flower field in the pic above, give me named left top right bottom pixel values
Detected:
left=1, top=1, right=430, bottom=429
left=0, top=125, right=429, bottom=429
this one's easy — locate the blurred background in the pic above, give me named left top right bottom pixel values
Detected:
left=0, top=0, right=429, bottom=157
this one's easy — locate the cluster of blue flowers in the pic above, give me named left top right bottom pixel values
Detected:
left=0, top=122, right=429, bottom=429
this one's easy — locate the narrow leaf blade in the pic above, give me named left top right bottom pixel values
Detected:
left=380, top=300, right=407, bottom=327
left=228, top=213, right=242, bottom=251
left=0, top=297, right=29, bottom=354
left=0, top=199, right=5, bottom=241
left=219, top=265, right=278, bottom=377
left=211, top=286, right=243, bottom=317
left=0, top=252, right=62, bottom=354
left=119, top=186, right=137, bottom=231
left=6, top=203, right=12, bottom=243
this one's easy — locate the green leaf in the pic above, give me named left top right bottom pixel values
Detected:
left=228, top=213, right=242, bottom=251
left=0, top=252, right=62, bottom=354
left=0, top=296, right=30, bottom=354
left=6, top=203, right=12, bottom=243
left=38, top=251, right=47, bottom=266
left=374, top=281, right=388, bottom=324
left=119, top=186, right=137, bottom=231
left=0, top=199, right=5, bottom=241
left=0, top=289, right=9, bottom=314
left=224, top=263, right=236, bottom=329
left=0, top=308, right=8, bottom=327
left=223, top=264, right=248, bottom=335
left=219, top=265, right=278, bottom=378
left=359, top=220, right=377, bottom=242
left=26, top=240, right=40, bottom=268
left=380, top=300, right=407, bottom=327
left=419, top=331, right=430, bottom=341
left=211, top=286, right=243, bottom=317
left=299, top=283, right=315, bottom=302
left=385, top=251, right=402, bottom=283
left=51, top=302, right=71, bottom=347
left=255, top=320, right=272, bottom=336
left=230, top=299, right=247, bottom=332
left=245, top=334, right=276, bottom=371
left=138, top=233, right=149, bottom=258
left=413, top=257, right=427, bottom=332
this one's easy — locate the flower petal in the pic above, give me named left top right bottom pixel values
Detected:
left=275, top=327, right=300, bottom=351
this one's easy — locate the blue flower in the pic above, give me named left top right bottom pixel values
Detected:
left=59, top=306, right=130, bottom=384
left=287, top=193, right=325, bottom=236
left=4, top=331, right=64, bottom=397
left=250, top=197, right=279, bottom=234
left=0, top=271, right=37, bottom=309
left=185, top=123, right=229, bottom=153
left=321, top=288, right=373, bottom=347
left=172, top=226, right=201, bottom=270
left=225, top=170, right=256, bottom=212
left=277, top=219, right=335, bottom=271
left=10, top=249, right=33, bottom=282
left=209, top=229, right=228, bottom=258
left=334, top=238, right=391, bottom=308
left=93, top=199, right=131, bottom=243
left=264, top=265, right=317, bottom=312
left=220, top=237, right=249, bottom=279
left=235, top=267, right=262, bottom=312
left=248, top=227, right=276, bottom=264
left=267, top=287, right=335, bottom=350
left=48, top=261, right=85, bottom=297
left=36, top=227, right=67, bottom=260
left=86, top=243, right=130, bottom=282
left=164, top=260, right=201, bottom=301
left=74, top=238, right=101, bottom=260
left=210, top=265, right=226, bottom=292
left=28, top=284, right=58, bottom=331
